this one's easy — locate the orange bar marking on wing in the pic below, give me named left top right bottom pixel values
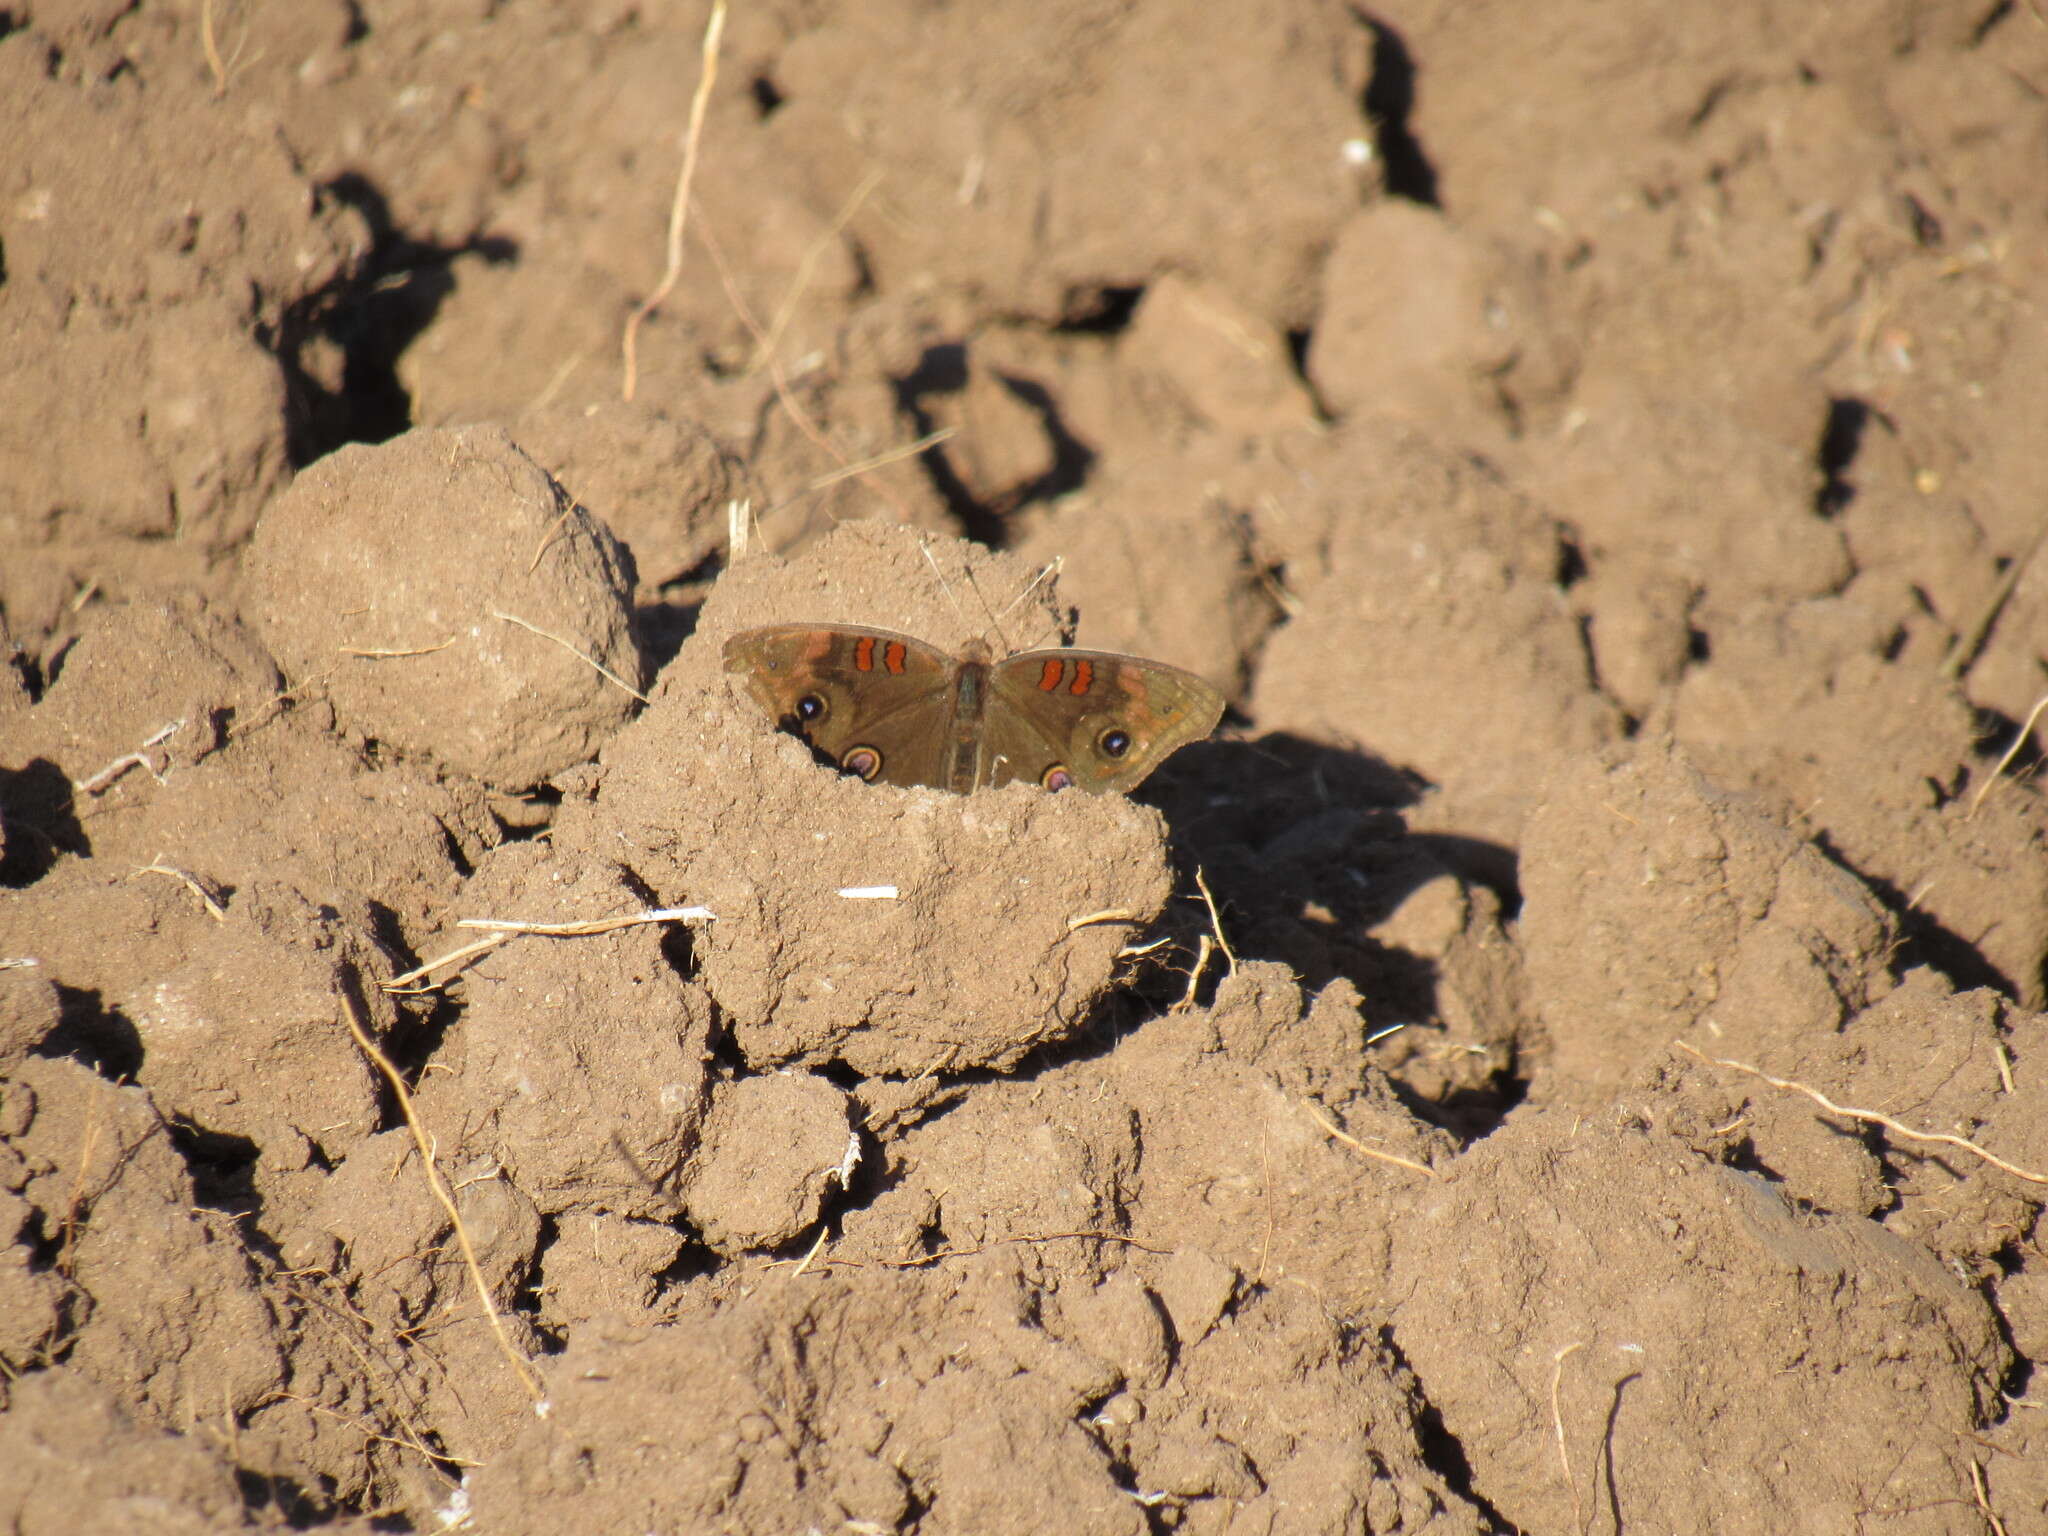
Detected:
left=853, top=636, right=876, bottom=671
left=1068, top=659, right=1095, bottom=696
left=884, top=641, right=907, bottom=674
left=1036, top=658, right=1066, bottom=692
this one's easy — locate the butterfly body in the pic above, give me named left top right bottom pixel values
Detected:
left=722, top=624, right=1224, bottom=794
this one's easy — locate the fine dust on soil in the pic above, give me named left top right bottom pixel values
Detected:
left=3, top=2, right=2047, bottom=1533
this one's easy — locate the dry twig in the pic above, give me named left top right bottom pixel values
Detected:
left=490, top=610, right=648, bottom=703
left=1969, top=1458, right=2009, bottom=1536
left=337, top=980, right=547, bottom=1407
left=1942, top=509, right=2048, bottom=682
left=383, top=933, right=514, bottom=993
left=199, top=0, right=253, bottom=98
left=526, top=502, right=580, bottom=574
left=339, top=637, right=459, bottom=659
left=1194, top=866, right=1237, bottom=976
left=1673, top=1040, right=2047, bottom=1185
left=1300, top=1099, right=1440, bottom=1179
left=129, top=859, right=228, bottom=922
left=692, top=209, right=923, bottom=524
left=384, top=906, right=714, bottom=992
left=73, top=720, right=183, bottom=795
left=621, top=0, right=727, bottom=401
left=749, top=167, right=884, bottom=375
left=1967, top=692, right=2047, bottom=819
left=1067, top=908, right=1141, bottom=932
left=1550, top=1341, right=1586, bottom=1534
left=455, top=908, right=713, bottom=937
left=800, top=428, right=956, bottom=496
left=1174, top=932, right=1215, bottom=1012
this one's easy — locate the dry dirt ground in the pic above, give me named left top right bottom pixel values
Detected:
left=4, top=2, right=2048, bottom=1532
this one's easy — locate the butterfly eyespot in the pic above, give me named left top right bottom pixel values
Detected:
left=1042, top=764, right=1075, bottom=792
left=1097, top=728, right=1132, bottom=759
left=841, top=746, right=884, bottom=781
left=796, top=693, right=829, bottom=723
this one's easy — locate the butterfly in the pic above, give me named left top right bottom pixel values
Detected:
left=721, top=624, right=1225, bottom=794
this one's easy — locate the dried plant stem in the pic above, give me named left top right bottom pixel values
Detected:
left=385, top=907, right=714, bottom=992
left=338, top=637, right=459, bottom=659
left=383, top=933, right=513, bottom=992
left=1969, top=1458, right=2009, bottom=1536
left=749, top=167, right=884, bottom=375
left=1067, top=908, right=1141, bottom=932
left=73, top=720, right=183, bottom=795
left=727, top=497, right=754, bottom=559
left=1194, top=866, right=1237, bottom=976
left=692, top=207, right=924, bottom=523
left=490, top=610, right=648, bottom=703
left=455, top=908, right=713, bottom=937
left=337, top=981, right=546, bottom=1407
left=1942, top=510, right=2048, bottom=681
left=1550, top=1342, right=1587, bottom=1533
left=129, top=859, right=227, bottom=922
left=525, top=501, right=582, bottom=573
left=1968, top=692, right=2048, bottom=819
left=787, top=1227, right=830, bottom=1279
left=1174, top=932, right=1216, bottom=1011
left=1673, top=1040, right=2047, bottom=1185
left=1301, top=1099, right=1440, bottom=1179
left=621, top=0, right=727, bottom=402
left=802, top=428, right=955, bottom=494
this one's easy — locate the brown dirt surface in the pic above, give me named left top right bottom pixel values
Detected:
left=3, top=2, right=2046, bottom=1532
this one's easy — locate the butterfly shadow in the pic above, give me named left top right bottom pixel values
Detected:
left=1130, top=730, right=1522, bottom=1128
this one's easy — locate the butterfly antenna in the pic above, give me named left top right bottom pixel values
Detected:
left=998, top=558, right=1064, bottom=647
left=919, top=536, right=990, bottom=642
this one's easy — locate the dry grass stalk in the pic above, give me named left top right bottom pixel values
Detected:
left=1550, top=1341, right=1586, bottom=1534
left=199, top=0, right=255, bottom=98
left=337, top=980, right=547, bottom=1407
left=73, top=719, right=183, bottom=795
left=692, top=209, right=924, bottom=523
left=727, top=497, right=754, bottom=559
left=749, top=167, right=884, bottom=375
left=455, top=907, right=713, bottom=937
left=1300, top=1099, right=1441, bottom=1179
left=383, top=933, right=513, bottom=993
left=1968, top=1457, right=2009, bottom=1536
left=787, top=1227, right=831, bottom=1280
left=55, top=1106, right=106, bottom=1278
left=526, top=501, right=580, bottom=573
left=1967, top=691, right=2047, bottom=819
left=621, top=0, right=727, bottom=402
left=129, top=859, right=228, bottom=922
left=1067, top=908, right=1141, bottom=932
left=1673, top=1040, right=2048, bottom=1185
left=1194, top=866, right=1238, bottom=976
left=801, top=428, right=956, bottom=496
left=1174, top=931, right=1216, bottom=1012
left=386, top=906, right=714, bottom=992
left=1941, top=509, right=2048, bottom=681
left=489, top=609, right=648, bottom=703
left=338, top=636, right=459, bottom=659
